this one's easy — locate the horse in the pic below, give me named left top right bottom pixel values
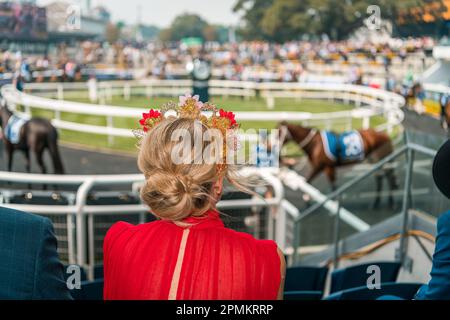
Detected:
left=0, top=102, right=64, bottom=175
left=277, top=122, right=398, bottom=208
left=404, top=83, right=425, bottom=114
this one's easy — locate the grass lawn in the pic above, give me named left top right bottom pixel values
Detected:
left=27, top=94, right=387, bottom=155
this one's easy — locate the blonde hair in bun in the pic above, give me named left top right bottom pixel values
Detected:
left=138, top=117, right=249, bottom=221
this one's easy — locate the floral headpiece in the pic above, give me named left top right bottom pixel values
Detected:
left=134, top=94, right=240, bottom=172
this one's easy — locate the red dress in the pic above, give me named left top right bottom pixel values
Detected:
left=103, top=209, right=281, bottom=300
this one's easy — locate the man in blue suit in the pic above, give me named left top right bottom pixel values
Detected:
left=0, top=207, right=71, bottom=299
left=415, top=139, right=450, bottom=300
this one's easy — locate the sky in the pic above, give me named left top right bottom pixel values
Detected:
left=38, top=0, right=241, bottom=27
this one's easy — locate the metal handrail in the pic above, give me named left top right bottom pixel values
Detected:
left=292, top=141, right=438, bottom=265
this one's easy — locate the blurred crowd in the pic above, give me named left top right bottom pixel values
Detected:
left=0, top=37, right=438, bottom=89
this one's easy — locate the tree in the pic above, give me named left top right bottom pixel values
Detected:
left=233, top=0, right=274, bottom=40
left=161, top=13, right=209, bottom=41
left=105, top=23, right=121, bottom=44
left=233, top=0, right=447, bottom=41
left=260, top=0, right=318, bottom=42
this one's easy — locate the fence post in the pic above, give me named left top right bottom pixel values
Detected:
left=362, top=115, right=370, bottom=129
left=88, top=213, right=95, bottom=281
left=146, top=85, right=152, bottom=98
left=75, top=179, right=94, bottom=277
left=344, top=91, right=349, bottom=105
left=333, top=195, right=342, bottom=269
left=398, top=146, right=414, bottom=266
left=355, top=93, right=361, bottom=107
left=266, top=96, right=275, bottom=109
left=123, top=83, right=131, bottom=101
left=66, top=213, right=75, bottom=265
left=107, top=84, right=113, bottom=102
left=99, top=89, right=105, bottom=105
left=275, top=205, right=287, bottom=252
left=107, top=115, right=114, bottom=146
left=57, top=84, right=64, bottom=100
left=24, top=104, right=31, bottom=117
left=292, top=220, right=301, bottom=265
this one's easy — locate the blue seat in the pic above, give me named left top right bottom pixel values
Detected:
left=285, top=266, right=328, bottom=292
left=325, top=282, right=423, bottom=300
left=284, top=290, right=323, bottom=300
left=70, top=279, right=104, bottom=300
left=94, top=265, right=104, bottom=279
left=330, top=261, right=401, bottom=294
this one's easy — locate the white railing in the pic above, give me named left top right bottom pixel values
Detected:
left=1, top=80, right=405, bottom=143
left=423, top=83, right=450, bottom=95
left=0, top=167, right=292, bottom=280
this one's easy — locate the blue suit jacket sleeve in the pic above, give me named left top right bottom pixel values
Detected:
left=32, top=217, right=72, bottom=300
left=415, top=211, right=450, bottom=300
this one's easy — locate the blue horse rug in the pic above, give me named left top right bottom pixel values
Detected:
left=320, top=130, right=365, bottom=163
left=5, top=115, right=27, bottom=144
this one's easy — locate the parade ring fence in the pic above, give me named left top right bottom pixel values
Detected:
left=0, top=80, right=406, bottom=279
left=1, top=80, right=405, bottom=145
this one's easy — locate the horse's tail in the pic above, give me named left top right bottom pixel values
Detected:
left=47, top=127, right=65, bottom=174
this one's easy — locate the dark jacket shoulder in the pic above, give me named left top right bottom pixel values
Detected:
left=0, top=206, right=71, bottom=300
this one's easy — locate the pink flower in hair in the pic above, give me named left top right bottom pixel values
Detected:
left=178, top=93, right=204, bottom=109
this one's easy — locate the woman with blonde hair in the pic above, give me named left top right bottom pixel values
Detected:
left=103, top=95, right=285, bottom=300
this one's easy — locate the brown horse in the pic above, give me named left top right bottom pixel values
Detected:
left=277, top=122, right=398, bottom=208
left=0, top=102, right=64, bottom=175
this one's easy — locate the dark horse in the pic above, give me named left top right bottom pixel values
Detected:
left=277, top=122, right=398, bottom=208
left=0, top=103, right=64, bottom=175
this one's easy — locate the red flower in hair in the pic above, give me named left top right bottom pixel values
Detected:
left=139, top=109, right=162, bottom=132
left=218, top=109, right=237, bottom=127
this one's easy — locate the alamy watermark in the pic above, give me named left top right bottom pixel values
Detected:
left=366, top=264, right=382, bottom=290
left=365, top=5, right=381, bottom=31
left=169, top=123, right=281, bottom=168
left=66, top=264, right=82, bottom=290
left=66, top=4, right=81, bottom=31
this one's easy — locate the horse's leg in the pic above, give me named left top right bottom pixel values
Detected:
left=303, top=164, right=324, bottom=202
left=324, top=166, right=337, bottom=192
left=386, top=167, right=398, bottom=209
left=373, top=171, right=383, bottom=209
left=36, top=149, right=47, bottom=174
left=7, top=148, right=13, bottom=172
left=23, top=149, right=31, bottom=173
left=35, top=148, right=48, bottom=190
left=306, top=164, right=324, bottom=184
left=22, top=149, right=32, bottom=189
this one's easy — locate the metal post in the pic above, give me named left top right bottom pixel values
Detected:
left=275, top=206, right=287, bottom=251
left=88, top=213, right=95, bottom=281
left=398, top=147, right=414, bottom=266
left=66, top=213, right=75, bottom=265
left=75, top=179, right=94, bottom=273
left=292, top=220, right=301, bottom=265
left=333, top=196, right=342, bottom=269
